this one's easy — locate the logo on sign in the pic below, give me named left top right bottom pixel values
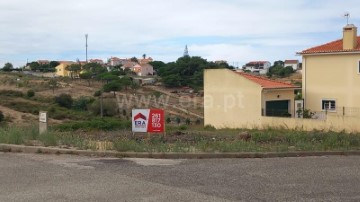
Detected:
left=134, top=113, right=147, bottom=128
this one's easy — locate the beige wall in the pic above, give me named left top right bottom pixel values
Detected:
left=55, top=63, right=70, bottom=77
left=262, top=89, right=296, bottom=117
left=303, top=53, right=360, bottom=112
left=261, top=115, right=360, bottom=133
left=204, top=69, right=262, bottom=128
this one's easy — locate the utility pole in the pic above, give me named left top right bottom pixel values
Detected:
left=85, top=34, right=88, bottom=63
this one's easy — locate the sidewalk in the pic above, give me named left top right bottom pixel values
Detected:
left=1, top=143, right=359, bottom=159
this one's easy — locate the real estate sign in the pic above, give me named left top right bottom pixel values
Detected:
left=132, top=109, right=165, bottom=133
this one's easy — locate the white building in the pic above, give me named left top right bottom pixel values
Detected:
left=243, top=61, right=271, bottom=74
left=284, top=60, right=299, bottom=70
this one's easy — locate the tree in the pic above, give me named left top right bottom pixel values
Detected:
left=55, top=93, right=73, bottom=109
left=65, top=64, right=81, bottom=79
left=28, top=62, right=40, bottom=71
left=142, top=54, right=146, bottom=59
left=2, top=62, right=13, bottom=72
left=79, top=71, right=92, bottom=86
left=273, top=60, right=284, bottom=67
left=49, top=61, right=60, bottom=68
left=0, top=111, right=4, bottom=122
left=120, top=76, right=132, bottom=91
left=130, top=82, right=140, bottom=93
left=82, top=62, right=107, bottom=80
left=98, top=73, right=119, bottom=84
left=130, top=57, right=138, bottom=63
left=158, top=56, right=223, bottom=88
left=267, top=65, right=295, bottom=78
left=48, top=79, right=58, bottom=94
left=162, top=74, right=182, bottom=87
left=149, top=61, right=166, bottom=72
left=103, top=81, right=122, bottom=97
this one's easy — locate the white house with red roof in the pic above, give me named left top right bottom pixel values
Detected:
left=89, top=59, right=104, bottom=65
left=284, top=60, right=299, bottom=71
left=243, top=61, right=271, bottom=74
left=298, top=23, right=360, bottom=115
left=204, top=69, right=299, bottom=128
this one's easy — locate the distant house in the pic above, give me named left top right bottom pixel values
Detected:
left=298, top=23, right=360, bottom=114
left=37, top=60, right=50, bottom=65
left=132, top=63, right=154, bottom=76
left=284, top=60, right=299, bottom=70
left=121, top=61, right=137, bottom=70
left=109, top=57, right=126, bottom=66
left=55, top=61, right=75, bottom=77
left=243, top=61, right=271, bottom=74
left=138, top=57, right=153, bottom=64
left=89, top=59, right=104, bottom=65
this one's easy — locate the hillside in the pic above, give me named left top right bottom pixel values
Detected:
left=0, top=72, right=204, bottom=126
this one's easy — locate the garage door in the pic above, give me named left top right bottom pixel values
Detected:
left=266, top=100, right=290, bottom=117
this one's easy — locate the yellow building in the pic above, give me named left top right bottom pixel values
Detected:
left=204, top=69, right=299, bottom=128
left=298, top=24, right=360, bottom=114
left=55, top=61, right=75, bottom=77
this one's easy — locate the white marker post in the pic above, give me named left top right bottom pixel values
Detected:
left=39, top=111, right=48, bottom=134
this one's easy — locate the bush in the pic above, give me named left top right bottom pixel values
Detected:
left=0, top=111, right=4, bottom=122
left=55, top=93, right=73, bottom=109
left=94, top=90, right=102, bottom=97
left=27, top=90, right=35, bottom=98
left=0, top=90, right=24, bottom=97
left=89, top=99, right=118, bottom=117
left=54, top=118, right=131, bottom=131
left=72, top=96, right=94, bottom=111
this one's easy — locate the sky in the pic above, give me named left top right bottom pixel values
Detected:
left=1, top=0, right=360, bottom=68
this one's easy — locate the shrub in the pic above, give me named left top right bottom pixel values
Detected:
left=55, top=93, right=73, bottom=109
left=27, top=90, right=35, bottom=98
left=0, top=90, right=24, bottom=97
left=176, top=117, right=181, bottom=124
left=204, top=125, right=216, bottom=131
left=0, top=111, right=4, bottom=122
left=72, top=96, right=94, bottom=111
left=94, top=90, right=102, bottom=97
left=89, top=99, right=118, bottom=117
left=54, top=118, right=131, bottom=131
left=166, top=117, right=171, bottom=124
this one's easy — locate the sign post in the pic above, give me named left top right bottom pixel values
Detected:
left=39, top=111, right=48, bottom=134
left=132, top=109, right=165, bottom=134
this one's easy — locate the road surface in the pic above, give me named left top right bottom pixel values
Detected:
left=0, top=153, right=359, bottom=201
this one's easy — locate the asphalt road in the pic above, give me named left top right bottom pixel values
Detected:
left=0, top=153, right=359, bottom=202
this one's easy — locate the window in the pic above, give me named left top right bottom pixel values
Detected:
left=322, top=100, right=336, bottom=111
left=358, top=60, right=360, bottom=73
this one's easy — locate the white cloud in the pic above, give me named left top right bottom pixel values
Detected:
left=1, top=0, right=360, bottom=67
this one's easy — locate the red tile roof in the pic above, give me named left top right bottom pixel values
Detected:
left=284, top=60, right=298, bottom=64
left=237, top=72, right=297, bottom=89
left=246, top=61, right=269, bottom=65
left=299, top=37, right=360, bottom=54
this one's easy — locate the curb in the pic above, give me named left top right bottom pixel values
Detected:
left=1, top=144, right=360, bottom=159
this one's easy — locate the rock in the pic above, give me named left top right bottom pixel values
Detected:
left=239, top=131, right=251, bottom=141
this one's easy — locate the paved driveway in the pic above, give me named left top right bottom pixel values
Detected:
left=0, top=153, right=359, bottom=201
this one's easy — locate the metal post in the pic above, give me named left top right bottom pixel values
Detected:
left=85, top=34, right=88, bottom=63
left=100, top=95, right=103, bottom=118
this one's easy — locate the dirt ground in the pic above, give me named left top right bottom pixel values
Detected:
left=0, top=73, right=205, bottom=125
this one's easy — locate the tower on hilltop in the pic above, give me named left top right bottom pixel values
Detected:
left=183, top=45, right=189, bottom=57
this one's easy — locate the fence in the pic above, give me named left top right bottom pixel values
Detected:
left=263, top=106, right=360, bottom=121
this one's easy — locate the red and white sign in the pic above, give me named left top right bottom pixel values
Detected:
left=132, top=109, right=165, bottom=133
